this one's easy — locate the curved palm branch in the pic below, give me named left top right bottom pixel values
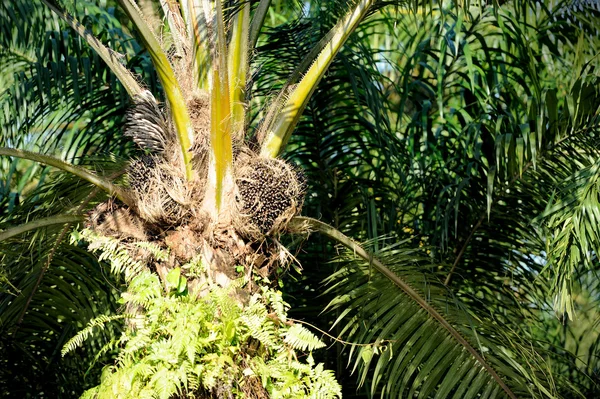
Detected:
left=279, top=0, right=600, bottom=395
left=41, top=0, right=144, bottom=97
left=258, top=0, right=375, bottom=158
left=0, top=214, right=83, bottom=242
left=296, top=216, right=559, bottom=398
left=115, top=0, right=195, bottom=179
left=0, top=148, right=131, bottom=205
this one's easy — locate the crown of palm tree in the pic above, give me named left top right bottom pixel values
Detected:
left=1, top=0, right=600, bottom=397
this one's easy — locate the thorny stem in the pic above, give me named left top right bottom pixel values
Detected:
left=248, top=0, right=271, bottom=48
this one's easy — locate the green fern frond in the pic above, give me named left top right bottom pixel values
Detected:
left=62, top=314, right=125, bottom=357
left=122, top=271, right=163, bottom=309
left=73, top=269, right=340, bottom=397
left=85, top=339, right=120, bottom=376
left=307, top=362, right=342, bottom=399
left=242, top=294, right=279, bottom=349
left=134, top=241, right=170, bottom=262
left=76, top=228, right=147, bottom=280
left=283, top=324, right=326, bottom=352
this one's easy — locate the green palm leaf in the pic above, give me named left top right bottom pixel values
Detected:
left=299, top=217, right=559, bottom=398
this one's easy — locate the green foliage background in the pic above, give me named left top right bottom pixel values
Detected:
left=1, top=0, right=600, bottom=397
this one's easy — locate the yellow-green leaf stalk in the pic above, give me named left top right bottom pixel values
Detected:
left=259, top=0, right=374, bottom=158
left=228, top=2, right=250, bottom=140
left=188, top=0, right=211, bottom=90
left=117, top=0, right=195, bottom=180
left=205, top=0, right=233, bottom=216
left=208, top=67, right=233, bottom=215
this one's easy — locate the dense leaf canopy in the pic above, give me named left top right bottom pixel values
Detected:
left=1, top=0, right=600, bottom=398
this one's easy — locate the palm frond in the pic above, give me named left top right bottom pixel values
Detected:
left=117, top=0, right=195, bottom=179
left=41, top=0, right=144, bottom=97
left=0, top=214, right=82, bottom=242
left=249, top=0, right=272, bottom=48
left=279, top=1, right=600, bottom=395
left=0, top=147, right=132, bottom=206
left=0, top=161, right=127, bottom=395
left=258, top=0, right=376, bottom=158
left=0, top=0, right=136, bottom=158
left=298, top=217, right=564, bottom=398
left=0, top=240, right=121, bottom=396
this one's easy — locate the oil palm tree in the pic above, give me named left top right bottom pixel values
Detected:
left=1, top=0, right=600, bottom=398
